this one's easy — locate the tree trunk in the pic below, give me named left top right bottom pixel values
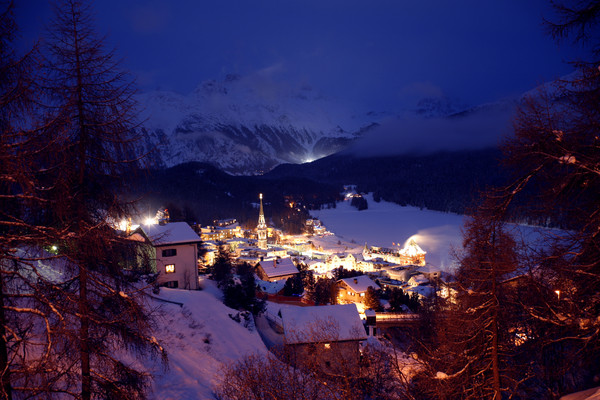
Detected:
left=73, top=10, right=91, bottom=398
left=79, top=266, right=91, bottom=400
left=491, top=229, right=501, bottom=400
left=491, top=300, right=501, bottom=399
left=0, top=274, right=12, bottom=400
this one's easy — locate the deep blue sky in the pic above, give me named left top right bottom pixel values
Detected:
left=16, top=0, right=585, bottom=111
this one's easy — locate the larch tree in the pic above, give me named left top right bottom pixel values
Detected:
left=0, top=2, right=63, bottom=398
left=413, top=210, right=529, bottom=400
left=34, top=0, right=165, bottom=398
left=486, top=0, right=600, bottom=394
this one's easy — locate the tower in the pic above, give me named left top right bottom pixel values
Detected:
left=257, top=193, right=268, bottom=249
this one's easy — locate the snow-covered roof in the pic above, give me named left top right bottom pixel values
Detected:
left=417, top=264, right=442, bottom=274
left=406, top=285, right=434, bottom=298
left=257, top=278, right=286, bottom=294
left=408, top=274, right=429, bottom=286
left=281, top=304, right=367, bottom=344
left=339, top=275, right=378, bottom=293
left=140, top=222, right=201, bottom=246
left=258, top=257, right=299, bottom=279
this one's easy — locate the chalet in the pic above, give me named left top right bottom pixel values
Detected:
left=337, top=275, right=379, bottom=305
left=416, top=264, right=443, bottom=281
left=281, top=304, right=367, bottom=373
left=133, top=222, right=200, bottom=290
left=328, top=253, right=356, bottom=270
left=256, top=257, right=299, bottom=282
left=307, top=259, right=328, bottom=275
left=408, top=274, right=429, bottom=287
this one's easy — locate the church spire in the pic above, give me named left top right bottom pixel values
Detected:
left=257, top=193, right=267, bottom=249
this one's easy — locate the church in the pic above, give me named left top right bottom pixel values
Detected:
left=256, top=193, right=268, bottom=249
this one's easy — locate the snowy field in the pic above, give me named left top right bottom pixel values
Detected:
left=311, top=194, right=467, bottom=270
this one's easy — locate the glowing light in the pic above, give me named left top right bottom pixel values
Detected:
left=144, top=217, right=157, bottom=225
left=51, top=245, right=58, bottom=252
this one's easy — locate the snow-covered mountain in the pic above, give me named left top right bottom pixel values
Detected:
left=135, top=75, right=376, bottom=174
left=134, top=72, right=545, bottom=174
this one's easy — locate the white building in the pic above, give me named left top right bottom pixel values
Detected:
left=134, top=222, right=200, bottom=290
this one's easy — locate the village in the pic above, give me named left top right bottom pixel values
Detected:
left=125, top=190, right=454, bottom=363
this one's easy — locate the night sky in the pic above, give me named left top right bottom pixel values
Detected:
left=16, top=0, right=586, bottom=112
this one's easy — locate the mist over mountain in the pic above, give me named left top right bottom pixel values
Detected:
left=133, top=73, right=521, bottom=174
left=133, top=73, right=562, bottom=175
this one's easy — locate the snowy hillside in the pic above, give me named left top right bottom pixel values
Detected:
left=147, top=280, right=268, bottom=399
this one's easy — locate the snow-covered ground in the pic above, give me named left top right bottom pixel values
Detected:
left=147, top=279, right=268, bottom=399
left=310, top=194, right=466, bottom=271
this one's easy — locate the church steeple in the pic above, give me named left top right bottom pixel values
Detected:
left=257, top=193, right=267, bottom=249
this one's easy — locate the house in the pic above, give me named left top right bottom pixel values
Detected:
left=281, top=304, right=367, bottom=373
left=416, top=264, right=443, bottom=281
left=199, top=222, right=242, bottom=241
left=133, top=222, right=201, bottom=290
left=256, top=257, right=299, bottom=282
left=408, top=274, right=429, bottom=287
left=386, top=267, right=414, bottom=282
left=337, top=275, right=379, bottom=305
left=328, top=253, right=356, bottom=270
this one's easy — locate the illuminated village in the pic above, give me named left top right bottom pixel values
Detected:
left=8, top=1, right=598, bottom=397
left=128, top=192, right=447, bottom=322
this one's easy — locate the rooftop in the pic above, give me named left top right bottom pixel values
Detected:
left=281, top=304, right=367, bottom=344
left=339, top=275, right=378, bottom=293
left=139, top=222, right=201, bottom=246
left=258, top=257, right=299, bottom=279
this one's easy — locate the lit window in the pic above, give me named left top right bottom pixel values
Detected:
left=324, top=343, right=331, bottom=349
left=360, top=293, right=365, bottom=297
left=348, top=291, right=352, bottom=295
left=165, top=264, right=175, bottom=273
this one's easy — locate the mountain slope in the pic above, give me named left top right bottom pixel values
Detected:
left=134, top=75, right=374, bottom=174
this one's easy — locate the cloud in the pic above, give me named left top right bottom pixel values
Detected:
left=347, top=103, right=515, bottom=157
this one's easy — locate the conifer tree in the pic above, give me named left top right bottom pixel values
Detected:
left=412, top=209, right=530, bottom=400
left=0, top=3, right=58, bottom=397
left=34, top=1, right=165, bottom=398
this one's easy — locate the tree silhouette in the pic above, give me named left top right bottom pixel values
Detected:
left=33, top=1, right=165, bottom=398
